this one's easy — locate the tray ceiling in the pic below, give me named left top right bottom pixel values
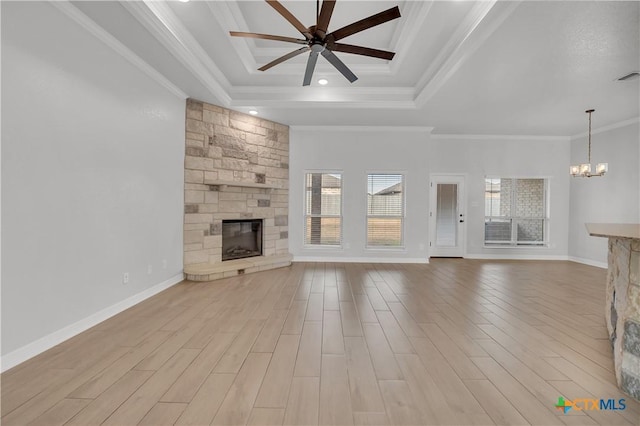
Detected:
left=68, top=1, right=639, bottom=135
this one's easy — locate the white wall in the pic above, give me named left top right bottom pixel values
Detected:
left=430, top=136, right=571, bottom=258
left=290, top=127, right=432, bottom=262
left=568, top=121, right=640, bottom=266
left=1, top=2, right=185, bottom=367
left=289, top=128, right=571, bottom=261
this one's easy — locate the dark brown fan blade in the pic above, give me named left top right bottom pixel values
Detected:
left=266, top=0, right=313, bottom=39
left=303, top=51, right=320, bottom=86
left=328, top=6, right=400, bottom=42
left=230, top=32, right=308, bottom=45
left=321, top=49, right=357, bottom=82
left=259, top=46, right=310, bottom=71
left=328, top=42, right=395, bottom=60
left=316, top=0, right=336, bottom=39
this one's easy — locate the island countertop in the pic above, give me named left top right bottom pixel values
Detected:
left=585, top=223, right=640, bottom=239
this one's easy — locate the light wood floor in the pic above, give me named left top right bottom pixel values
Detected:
left=3, top=260, right=640, bottom=425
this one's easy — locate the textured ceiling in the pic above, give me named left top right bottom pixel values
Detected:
left=70, top=0, right=639, bottom=135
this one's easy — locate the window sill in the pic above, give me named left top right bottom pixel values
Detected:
left=303, top=245, right=343, bottom=250
left=483, top=244, right=550, bottom=249
left=365, top=246, right=407, bottom=252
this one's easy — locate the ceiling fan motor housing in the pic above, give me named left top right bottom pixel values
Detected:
left=310, top=42, right=325, bottom=53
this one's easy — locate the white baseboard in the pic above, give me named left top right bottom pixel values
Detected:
left=293, top=256, right=429, bottom=264
left=1, top=272, right=184, bottom=373
left=568, top=256, right=607, bottom=269
left=464, top=254, right=570, bottom=261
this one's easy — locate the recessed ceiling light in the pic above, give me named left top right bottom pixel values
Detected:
left=249, top=110, right=258, bottom=115
left=178, top=0, right=190, bottom=3
left=318, top=78, right=329, bottom=86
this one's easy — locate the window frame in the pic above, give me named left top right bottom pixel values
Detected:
left=365, top=172, right=406, bottom=249
left=303, top=170, right=344, bottom=249
left=483, top=176, right=550, bottom=248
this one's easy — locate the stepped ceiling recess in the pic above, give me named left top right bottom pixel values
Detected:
left=66, top=1, right=639, bottom=135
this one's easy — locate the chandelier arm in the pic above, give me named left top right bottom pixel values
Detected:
left=588, top=110, right=592, bottom=164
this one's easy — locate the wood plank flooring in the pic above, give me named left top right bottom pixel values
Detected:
left=3, top=260, right=640, bottom=425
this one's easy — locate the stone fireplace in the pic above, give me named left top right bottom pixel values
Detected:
left=222, top=219, right=263, bottom=261
left=183, top=99, right=292, bottom=281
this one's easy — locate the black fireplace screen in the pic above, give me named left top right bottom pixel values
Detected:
left=222, top=219, right=263, bottom=261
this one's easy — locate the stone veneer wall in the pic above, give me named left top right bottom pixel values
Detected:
left=606, top=237, right=640, bottom=400
left=183, top=99, right=289, bottom=267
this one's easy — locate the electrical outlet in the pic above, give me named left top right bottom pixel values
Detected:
left=123, top=272, right=129, bottom=284
left=147, top=264, right=153, bottom=275
left=162, top=259, right=167, bottom=269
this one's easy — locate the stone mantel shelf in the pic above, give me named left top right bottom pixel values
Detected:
left=207, top=179, right=278, bottom=192
left=586, top=223, right=640, bottom=240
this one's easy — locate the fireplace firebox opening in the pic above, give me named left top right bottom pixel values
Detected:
left=222, top=219, right=263, bottom=261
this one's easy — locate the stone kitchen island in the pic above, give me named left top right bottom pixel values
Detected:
left=586, top=223, right=640, bottom=400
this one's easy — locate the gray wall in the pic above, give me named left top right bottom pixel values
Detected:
left=568, top=121, right=640, bottom=265
left=429, top=137, right=570, bottom=257
left=1, top=2, right=185, bottom=363
left=290, top=127, right=431, bottom=262
left=290, top=128, right=571, bottom=261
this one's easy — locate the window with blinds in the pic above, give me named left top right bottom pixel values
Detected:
left=367, top=174, right=404, bottom=247
left=304, top=173, right=342, bottom=246
left=484, top=178, right=548, bottom=246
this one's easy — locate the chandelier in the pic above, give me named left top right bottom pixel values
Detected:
left=570, top=109, right=608, bottom=177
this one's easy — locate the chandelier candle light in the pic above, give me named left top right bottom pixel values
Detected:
left=570, top=109, right=608, bottom=177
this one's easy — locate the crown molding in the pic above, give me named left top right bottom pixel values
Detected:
left=570, top=116, right=640, bottom=140
left=122, top=1, right=232, bottom=106
left=291, top=125, right=433, bottom=133
left=414, top=0, right=521, bottom=107
left=415, top=0, right=499, bottom=104
left=389, top=1, right=434, bottom=75
left=230, top=85, right=416, bottom=109
left=207, top=1, right=257, bottom=74
left=232, top=100, right=416, bottom=109
left=50, top=1, right=187, bottom=100
left=231, top=86, right=415, bottom=96
left=214, top=0, right=420, bottom=77
left=431, top=133, right=570, bottom=141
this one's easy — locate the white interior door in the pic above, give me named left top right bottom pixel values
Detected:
left=429, top=174, right=465, bottom=257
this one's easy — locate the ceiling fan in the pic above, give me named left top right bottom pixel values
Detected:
left=230, top=0, right=401, bottom=86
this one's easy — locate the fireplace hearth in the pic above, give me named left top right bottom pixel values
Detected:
left=222, top=219, right=263, bottom=261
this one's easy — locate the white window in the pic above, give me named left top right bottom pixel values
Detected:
left=485, top=178, right=548, bottom=246
left=304, top=173, right=342, bottom=246
left=367, top=174, right=404, bottom=247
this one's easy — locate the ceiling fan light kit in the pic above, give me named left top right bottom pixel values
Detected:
left=570, top=109, right=608, bottom=178
left=230, top=0, right=401, bottom=86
